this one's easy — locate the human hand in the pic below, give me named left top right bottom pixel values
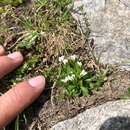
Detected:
left=0, top=46, right=45, bottom=129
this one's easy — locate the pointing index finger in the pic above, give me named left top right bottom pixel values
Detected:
left=0, top=76, right=45, bottom=129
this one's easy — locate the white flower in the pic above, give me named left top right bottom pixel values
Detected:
left=77, top=61, right=82, bottom=66
left=63, top=59, right=68, bottom=64
left=61, top=78, right=68, bottom=83
left=68, top=74, right=75, bottom=81
left=61, top=74, right=75, bottom=83
left=59, top=56, right=65, bottom=62
left=70, top=55, right=77, bottom=60
left=80, top=70, right=87, bottom=76
left=40, top=31, right=45, bottom=36
left=59, top=56, right=68, bottom=64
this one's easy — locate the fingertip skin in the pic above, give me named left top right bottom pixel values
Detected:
left=0, top=53, right=23, bottom=79
left=7, top=52, right=23, bottom=63
left=0, top=46, right=5, bottom=56
left=0, top=76, right=45, bottom=129
left=28, top=76, right=45, bottom=89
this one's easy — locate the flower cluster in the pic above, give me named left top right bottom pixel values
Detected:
left=59, top=55, right=87, bottom=83
left=61, top=74, right=75, bottom=83
left=59, top=55, right=77, bottom=64
left=58, top=55, right=89, bottom=97
left=59, top=56, right=68, bottom=64
left=57, top=55, right=108, bottom=97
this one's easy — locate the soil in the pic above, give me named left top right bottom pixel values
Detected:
left=28, top=69, right=130, bottom=130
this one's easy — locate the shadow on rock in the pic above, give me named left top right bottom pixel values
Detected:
left=100, top=116, right=130, bottom=130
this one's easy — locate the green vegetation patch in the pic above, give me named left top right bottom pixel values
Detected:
left=58, top=55, right=108, bottom=97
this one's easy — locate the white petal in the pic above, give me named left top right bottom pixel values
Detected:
left=63, top=59, right=68, bottom=64
left=80, top=70, right=87, bottom=76
left=59, top=56, right=64, bottom=62
left=77, top=61, right=82, bottom=66
left=70, top=55, right=77, bottom=60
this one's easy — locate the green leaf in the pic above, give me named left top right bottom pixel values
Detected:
left=120, top=95, right=130, bottom=100
left=16, top=31, right=40, bottom=49
left=80, top=86, right=89, bottom=96
left=128, top=87, right=130, bottom=95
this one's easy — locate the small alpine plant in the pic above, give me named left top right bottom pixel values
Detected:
left=58, top=55, right=107, bottom=97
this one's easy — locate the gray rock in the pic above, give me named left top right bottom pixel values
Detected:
left=72, top=0, right=130, bottom=70
left=51, top=100, right=130, bottom=130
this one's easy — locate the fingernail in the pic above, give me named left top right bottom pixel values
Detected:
left=28, top=76, right=45, bottom=88
left=0, top=45, right=5, bottom=54
left=8, top=52, right=23, bottom=62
